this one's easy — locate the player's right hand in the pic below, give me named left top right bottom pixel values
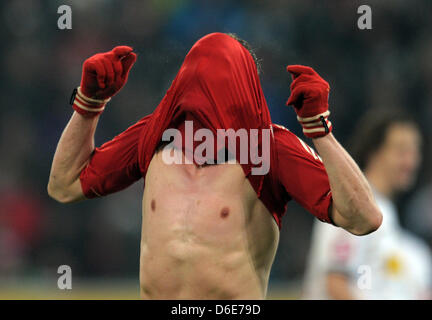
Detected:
left=80, top=46, right=137, bottom=100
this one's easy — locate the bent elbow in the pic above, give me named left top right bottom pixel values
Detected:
left=370, top=208, right=383, bottom=232
left=350, top=207, right=383, bottom=236
left=47, top=181, right=75, bottom=204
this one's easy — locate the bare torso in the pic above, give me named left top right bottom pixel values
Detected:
left=139, top=146, right=279, bottom=299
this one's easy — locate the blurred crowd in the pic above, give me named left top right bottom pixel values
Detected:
left=1, top=0, right=432, bottom=293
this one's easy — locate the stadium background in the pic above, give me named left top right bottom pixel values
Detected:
left=0, top=0, right=431, bottom=299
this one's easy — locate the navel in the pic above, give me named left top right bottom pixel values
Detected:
left=151, top=199, right=156, bottom=211
left=220, top=207, right=230, bottom=219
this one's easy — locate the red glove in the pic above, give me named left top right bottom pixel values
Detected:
left=286, top=65, right=332, bottom=138
left=71, top=46, right=137, bottom=117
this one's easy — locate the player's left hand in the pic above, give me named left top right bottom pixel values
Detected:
left=286, top=65, right=332, bottom=138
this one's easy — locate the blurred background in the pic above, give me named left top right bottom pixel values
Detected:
left=0, top=0, right=431, bottom=299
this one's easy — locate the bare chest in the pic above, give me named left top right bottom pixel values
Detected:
left=141, top=148, right=278, bottom=247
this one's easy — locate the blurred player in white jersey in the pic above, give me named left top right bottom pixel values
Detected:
left=303, top=108, right=432, bottom=299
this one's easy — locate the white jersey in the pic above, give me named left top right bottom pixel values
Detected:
left=302, top=190, right=432, bottom=299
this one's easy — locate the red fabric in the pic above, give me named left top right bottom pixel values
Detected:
left=137, top=33, right=275, bottom=197
left=80, top=46, right=137, bottom=100
left=72, top=88, right=106, bottom=117
left=272, top=124, right=333, bottom=224
left=286, top=65, right=330, bottom=118
left=79, top=115, right=150, bottom=198
left=73, top=46, right=137, bottom=117
left=286, top=65, right=332, bottom=138
left=79, top=122, right=332, bottom=228
left=79, top=33, right=333, bottom=228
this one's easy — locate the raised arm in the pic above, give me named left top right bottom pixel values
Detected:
left=312, top=133, right=381, bottom=235
left=48, top=46, right=137, bottom=203
left=48, top=113, right=99, bottom=203
left=285, top=65, right=382, bottom=235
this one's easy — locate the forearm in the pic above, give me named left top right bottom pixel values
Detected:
left=313, top=133, right=382, bottom=235
left=48, top=111, right=99, bottom=202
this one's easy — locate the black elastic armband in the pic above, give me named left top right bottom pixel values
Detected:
left=69, top=88, right=78, bottom=105
left=320, top=115, right=329, bottom=134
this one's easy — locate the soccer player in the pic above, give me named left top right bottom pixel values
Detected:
left=303, top=109, right=432, bottom=299
left=48, top=33, right=382, bottom=299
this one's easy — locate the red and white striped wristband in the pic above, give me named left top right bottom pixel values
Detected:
left=297, top=110, right=332, bottom=138
left=70, top=87, right=111, bottom=117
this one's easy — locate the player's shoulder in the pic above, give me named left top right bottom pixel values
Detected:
left=272, top=123, right=292, bottom=134
left=272, top=123, right=298, bottom=143
left=272, top=123, right=321, bottom=159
